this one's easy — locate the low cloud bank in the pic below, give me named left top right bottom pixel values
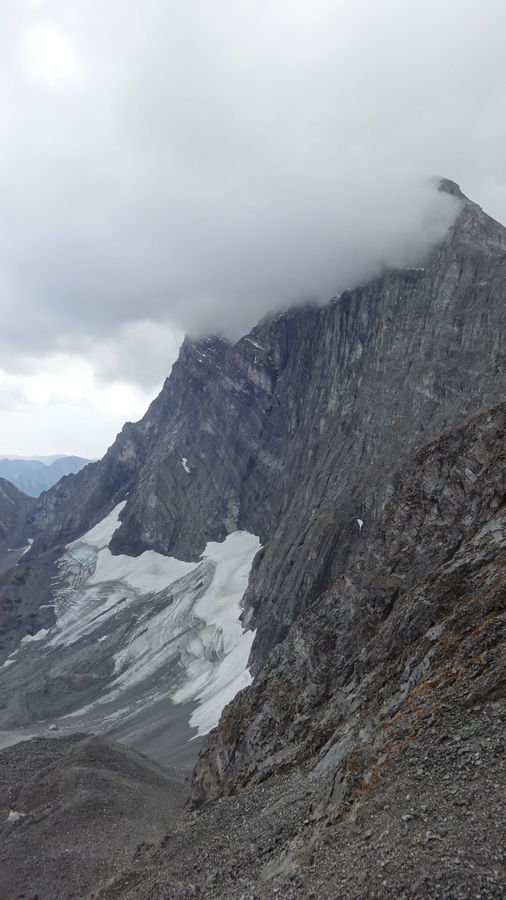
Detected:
left=0, top=1, right=504, bottom=387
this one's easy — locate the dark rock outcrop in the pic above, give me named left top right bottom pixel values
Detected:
left=0, top=550, right=57, bottom=662
left=0, top=478, right=35, bottom=553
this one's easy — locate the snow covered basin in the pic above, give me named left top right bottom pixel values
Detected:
left=47, top=502, right=261, bottom=737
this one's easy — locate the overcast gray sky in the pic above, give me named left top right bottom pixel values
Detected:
left=1, top=0, right=505, bottom=457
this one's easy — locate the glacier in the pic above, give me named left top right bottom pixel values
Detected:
left=0, top=502, right=260, bottom=759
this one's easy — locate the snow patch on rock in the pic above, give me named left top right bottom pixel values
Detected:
left=21, top=628, right=50, bottom=644
left=72, top=502, right=126, bottom=550
left=19, top=538, right=33, bottom=557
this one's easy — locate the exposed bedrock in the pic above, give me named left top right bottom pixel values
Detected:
left=192, top=403, right=506, bottom=806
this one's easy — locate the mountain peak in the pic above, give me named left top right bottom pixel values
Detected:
left=434, top=176, right=506, bottom=255
left=436, top=176, right=468, bottom=200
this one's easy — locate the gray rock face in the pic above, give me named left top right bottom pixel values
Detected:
left=0, top=550, right=57, bottom=664
left=0, top=479, right=34, bottom=553
left=191, top=402, right=506, bottom=805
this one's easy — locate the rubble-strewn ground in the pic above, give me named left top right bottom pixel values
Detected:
left=99, top=697, right=505, bottom=900
left=0, top=700, right=502, bottom=899
left=0, top=735, right=187, bottom=899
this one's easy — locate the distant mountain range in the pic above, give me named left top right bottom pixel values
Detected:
left=0, top=456, right=91, bottom=497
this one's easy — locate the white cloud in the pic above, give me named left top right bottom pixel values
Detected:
left=84, top=320, right=183, bottom=389
left=24, top=23, right=81, bottom=87
left=0, top=355, right=163, bottom=457
left=1, top=0, right=506, bottom=453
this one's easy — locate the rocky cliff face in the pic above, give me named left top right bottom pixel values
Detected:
left=0, top=479, right=34, bottom=556
left=192, top=403, right=506, bottom=806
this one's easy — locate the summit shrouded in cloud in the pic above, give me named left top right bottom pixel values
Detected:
left=1, top=0, right=506, bottom=455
